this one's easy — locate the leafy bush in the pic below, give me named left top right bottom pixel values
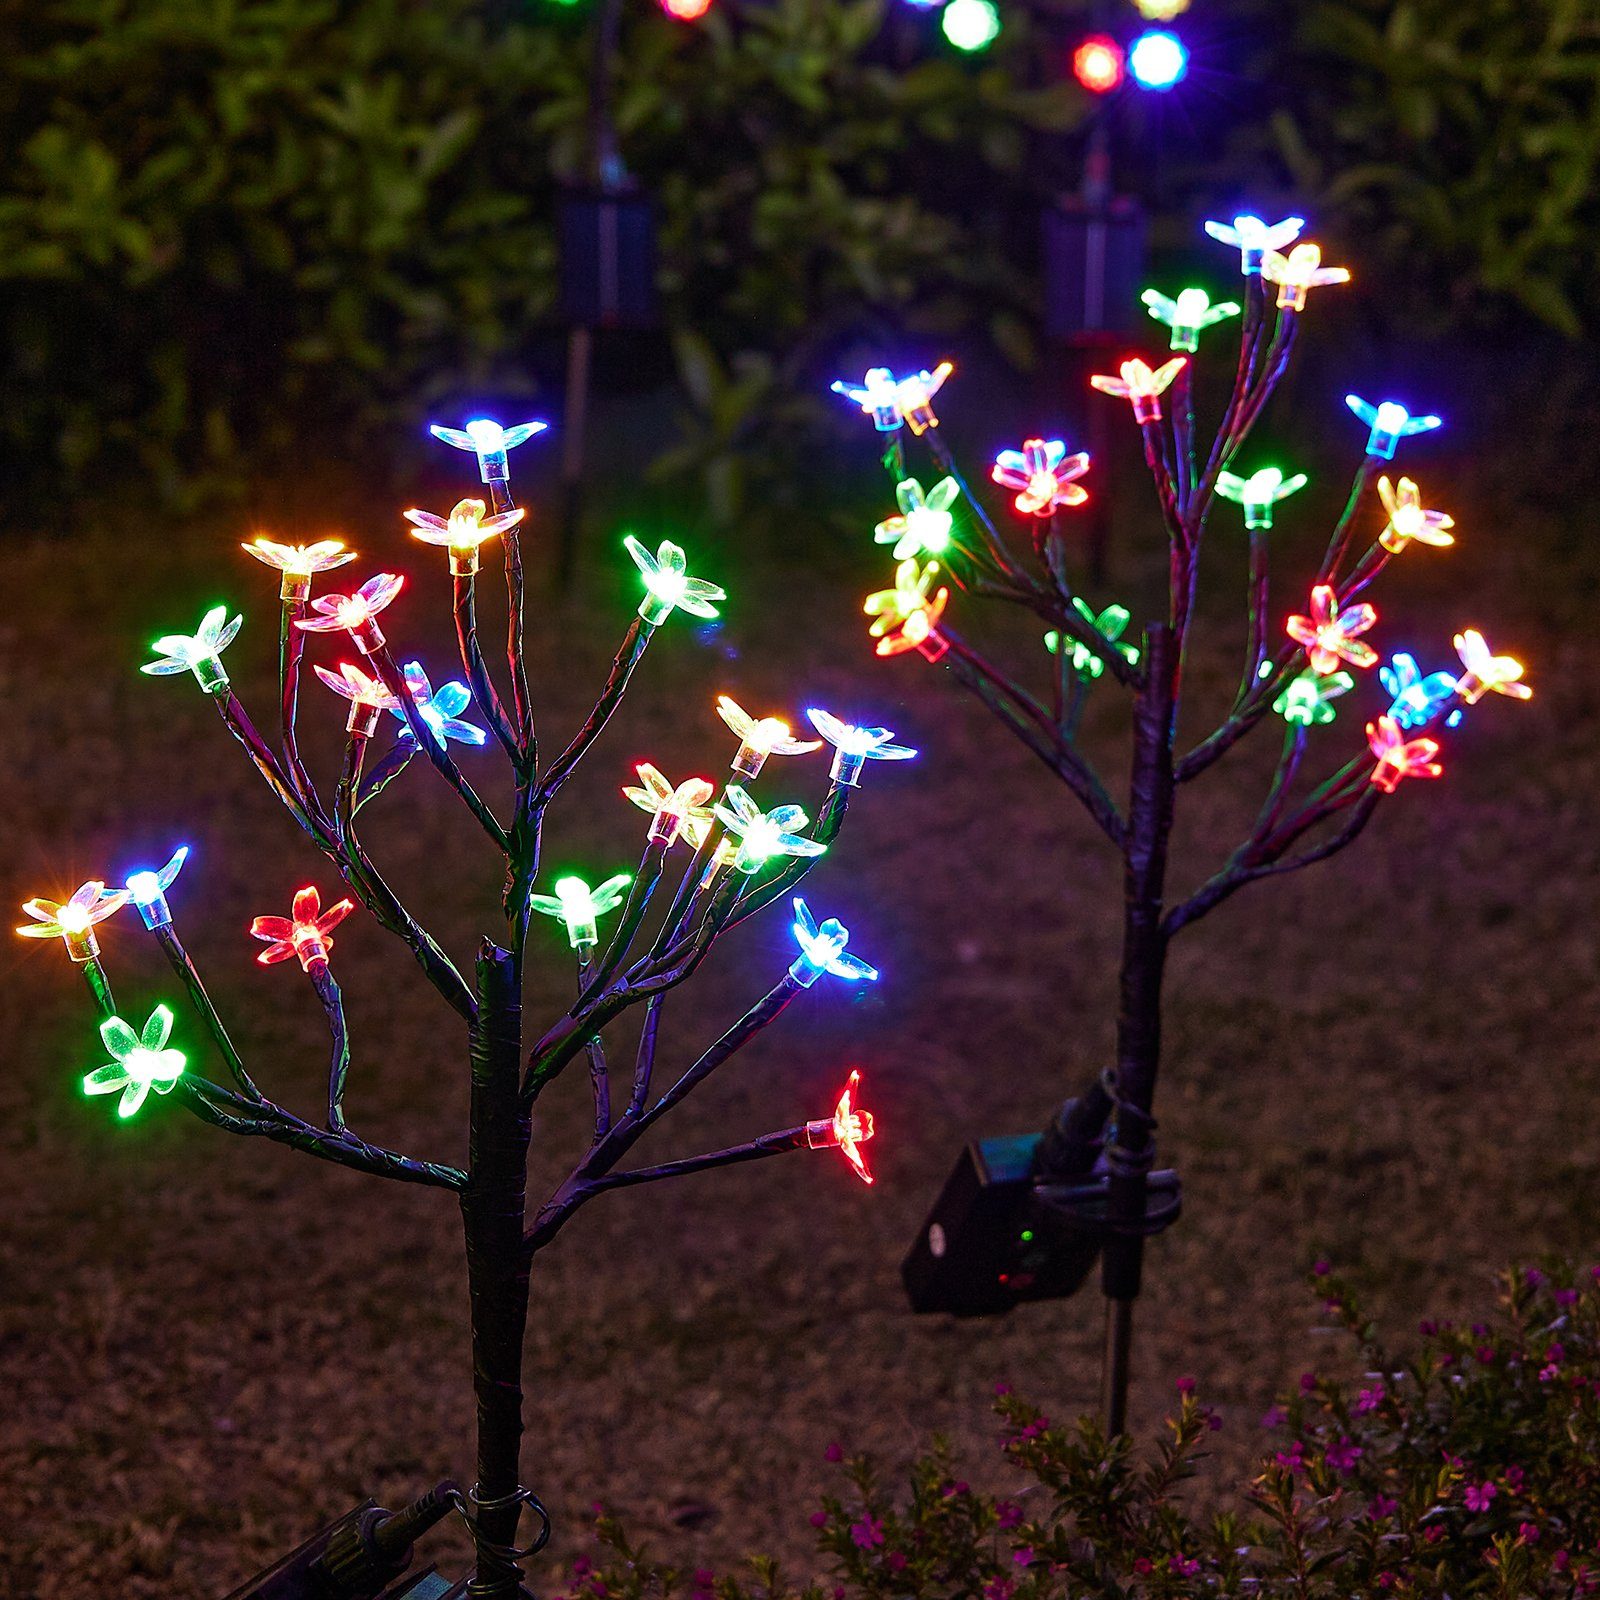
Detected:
left=573, top=1261, right=1600, bottom=1599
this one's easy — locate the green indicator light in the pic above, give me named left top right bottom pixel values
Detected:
left=1020, top=1229, right=1035, bottom=1242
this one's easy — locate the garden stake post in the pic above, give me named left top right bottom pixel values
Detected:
left=839, top=216, right=1533, bottom=1435
left=16, top=422, right=912, bottom=1599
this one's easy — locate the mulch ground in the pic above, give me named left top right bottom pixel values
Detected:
left=2, top=356, right=1597, bottom=1599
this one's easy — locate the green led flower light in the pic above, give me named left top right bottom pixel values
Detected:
left=1046, top=599, right=1141, bottom=679
left=141, top=605, right=243, bottom=695
left=713, top=785, right=826, bottom=874
left=1216, top=467, right=1309, bottom=530
left=623, top=536, right=725, bottom=626
left=1141, top=287, right=1241, bottom=353
left=875, top=477, right=959, bottom=562
left=529, top=873, right=632, bottom=952
left=1272, top=667, right=1354, bottom=727
left=83, top=1005, right=186, bottom=1119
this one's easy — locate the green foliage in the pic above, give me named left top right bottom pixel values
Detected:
left=0, top=0, right=1080, bottom=516
left=574, top=1261, right=1600, bottom=1598
left=1266, top=0, right=1600, bottom=335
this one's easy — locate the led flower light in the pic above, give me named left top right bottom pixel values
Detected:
left=942, top=0, right=1000, bottom=52
left=295, top=573, right=405, bottom=654
left=713, top=786, right=827, bottom=874
left=1072, top=35, right=1124, bottom=94
left=715, top=695, right=822, bottom=780
left=251, top=885, right=355, bottom=972
left=1261, top=242, right=1350, bottom=311
left=429, top=417, right=547, bottom=486
left=392, top=661, right=485, bottom=747
left=863, top=559, right=949, bottom=661
left=1215, top=466, right=1308, bottom=530
left=805, top=1069, right=875, bottom=1184
left=1453, top=629, right=1532, bottom=705
left=1141, top=287, right=1240, bottom=353
left=831, top=364, right=954, bottom=435
left=17, top=880, right=130, bottom=963
left=529, top=873, right=632, bottom=953
left=83, top=1005, right=186, bottom=1120
left=125, top=846, right=190, bottom=931
left=623, top=535, right=725, bottom=626
left=1380, top=653, right=1461, bottom=730
left=242, top=537, right=357, bottom=601
left=1345, top=396, right=1442, bottom=461
left=1128, top=27, right=1187, bottom=89
left=142, top=605, right=243, bottom=695
left=1133, top=0, right=1190, bottom=18
left=622, top=763, right=716, bottom=847
left=1286, top=584, right=1379, bottom=674
left=1090, top=356, right=1187, bottom=424
left=314, top=661, right=401, bottom=738
left=1367, top=715, right=1443, bottom=794
left=875, top=476, right=960, bottom=560
left=789, top=898, right=878, bottom=987
left=991, top=439, right=1091, bottom=517
left=1272, top=668, right=1354, bottom=727
left=805, top=708, right=917, bottom=787
left=405, top=497, right=527, bottom=577
left=1376, top=475, right=1455, bottom=555
left=1045, top=599, right=1141, bottom=679
left=1203, top=213, right=1305, bottom=276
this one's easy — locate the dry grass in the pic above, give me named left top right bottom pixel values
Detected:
left=2, top=383, right=1596, bottom=1598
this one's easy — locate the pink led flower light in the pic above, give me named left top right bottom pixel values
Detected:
left=1286, top=585, right=1378, bottom=675
left=1367, top=715, right=1443, bottom=794
left=1090, top=357, right=1187, bottom=424
left=295, top=573, right=405, bottom=654
left=251, top=885, right=356, bottom=972
left=991, top=439, right=1091, bottom=517
left=314, top=661, right=402, bottom=738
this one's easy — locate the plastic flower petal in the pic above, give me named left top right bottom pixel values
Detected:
left=1216, top=467, right=1308, bottom=530
left=242, top=537, right=357, bottom=600
left=17, top=879, right=130, bottom=963
left=1376, top=476, right=1455, bottom=555
left=389, top=661, right=484, bottom=746
left=1367, top=715, right=1443, bottom=794
left=805, top=708, right=916, bottom=787
left=875, top=477, right=960, bottom=560
left=83, top=1005, right=186, bottom=1119
left=1204, top=213, right=1305, bottom=275
left=623, top=535, right=725, bottom=626
left=315, top=661, right=401, bottom=737
left=716, top=694, right=822, bottom=779
left=1272, top=668, right=1353, bottom=727
left=864, top=559, right=949, bottom=660
left=1090, top=357, right=1186, bottom=424
left=405, top=497, right=526, bottom=576
left=1346, top=396, right=1442, bottom=460
left=251, top=885, right=355, bottom=972
left=1261, top=242, right=1350, bottom=311
left=125, top=846, right=190, bottom=930
left=142, top=604, right=243, bottom=695
left=1380, top=653, right=1461, bottom=729
left=830, top=363, right=954, bottom=435
left=528, top=873, right=632, bottom=952
left=713, top=785, right=826, bottom=874
left=1141, top=287, right=1240, bottom=352
left=1045, top=599, right=1141, bottom=679
left=623, top=762, right=716, bottom=848
left=429, top=417, right=547, bottom=484
left=1453, top=629, right=1531, bottom=705
left=991, top=439, right=1091, bottom=517
left=805, top=1069, right=875, bottom=1184
left=1286, top=585, right=1378, bottom=674
left=789, top=897, right=878, bottom=988
left=295, top=573, right=404, bottom=653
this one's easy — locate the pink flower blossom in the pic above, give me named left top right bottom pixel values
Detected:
left=1526, top=1268, right=1547, bottom=1288
left=1465, top=1481, right=1497, bottom=1513
left=1557, top=1288, right=1579, bottom=1306
left=1013, top=1548, right=1034, bottom=1566
left=1519, top=1522, right=1541, bottom=1544
left=997, top=1502, right=1024, bottom=1530
left=1299, top=1372, right=1318, bottom=1393
left=1170, top=1556, right=1201, bottom=1577
left=851, top=1517, right=885, bottom=1549
left=1424, top=1525, right=1444, bottom=1544
left=810, top=1511, right=828, bottom=1528
left=1476, top=1346, right=1497, bottom=1364
left=825, top=1443, right=844, bottom=1462
left=887, top=1552, right=908, bottom=1573
left=1176, top=1375, right=1196, bottom=1394
left=1326, top=1438, right=1364, bottom=1475
left=1356, top=1384, right=1386, bottom=1413
left=1376, top=1572, right=1396, bottom=1590
left=994, top=1380, right=1013, bottom=1396
left=1133, top=1558, right=1154, bottom=1575
left=1261, top=1405, right=1287, bottom=1429
left=1275, top=1442, right=1306, bottom=1472
left=1312, top=1258, right=1331, bottom=1277
left=1505, top=1467, right=1526, bottom=1492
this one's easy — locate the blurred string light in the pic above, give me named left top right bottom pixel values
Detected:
left=942, top=0, right=1001, bottom=52
left=1131, top=0, right=1189, bottom=17
left=1072, top=35, right=1125, bottom=94
left=1128, top=28, right=1188, bottom=89
left=660, top=0, right=712, bottom=19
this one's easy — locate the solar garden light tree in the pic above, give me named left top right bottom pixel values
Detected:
left=16, top=419, right=913, bottom=1599
left=835, top=215, right=1532, bottom=1436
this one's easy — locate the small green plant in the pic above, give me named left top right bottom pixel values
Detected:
left=574, top=1261, right=1600, bottom=1599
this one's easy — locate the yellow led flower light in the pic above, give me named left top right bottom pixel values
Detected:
left=864, top=559, right=949, bottom=661
left=242, top=538, right=358, bottom=601
left=405, top=497, right=527, bottom=577
left=715, top=695, right=822, bottom=779
left=622, top=763, right=716, bottom=847
left=314, top=661, right=402, bottom=738
left=1090, top=356, right=1187, bottom=424
left=1376, top=476, right=1455, bottom=555
left=1261, top=242, right=1350, bottom=311
left=17, top=879, right=130, bottom=963
left=1453, top=629, right=1531, bottom=705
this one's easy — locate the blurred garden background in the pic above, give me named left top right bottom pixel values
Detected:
left=3, top=0, right=1600, bottom=1595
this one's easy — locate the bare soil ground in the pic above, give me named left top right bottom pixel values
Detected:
left=2, top=371, right=1596, bottom=1599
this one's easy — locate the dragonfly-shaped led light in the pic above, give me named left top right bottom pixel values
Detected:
left=17, top=879, right=129, bottom=963
left=390, top=661, right=485, bottom=746
left=805, top=709, right=916, bottom=787
left=1216, top=466, right=1308, bottom=530
left=1045, top=599, right=1141, bottom=679
left=1367, top=715, right=1443, bottom=794
left=623, top=535, right=725, bottom=626
left=295, top=573, right=405, bottom=654
left=529, top=873, right=632, bottom=953
left=1286, top=584, right=1379, bottom=675
left=1376, top=476, right=1454, bottom=555
left=1090, top=357, right=1187, bottom=424
left=315, top=661, right=401, bottom=738
left=1380, top=653, right=1461, bottom=730
left=242, top=537, right=357, bottom=601
left=124, top=846, right=190, bottom=930
left=622, top=763, right=716, bottom=847
left=991, top=438, right=1090, bottom=517
left=1453, top=629, right=1531, bottom=705
left=716, top=695, right=822, bottom=779
left=83, top=1005, right=187, bottom=1120
left=1272, top=668, right=1354, bottom=727
left=1203, top=213, right=1305, bottom=276
left=405, top=497, right=526, bottom=577
left=864, top=559, right=949, bottom=660
left=1346, top=397, right=1442, bottom=461
left=790, top=898, right=878, bottom=988
left=805, top=1069, right=876, bottom=1184
left=713, top=785, right=826, bottom=874
left=429, top=417, right=547, bottom=486
left=142, top=605, right=243, bottom=695
left=1261, top=242, right=1350, bottom=311
left=875, top=477, right=959, bottom=561
left=251, top=885, right=355, bottom=972
left=1141, top=287, right=1240, bottom=352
